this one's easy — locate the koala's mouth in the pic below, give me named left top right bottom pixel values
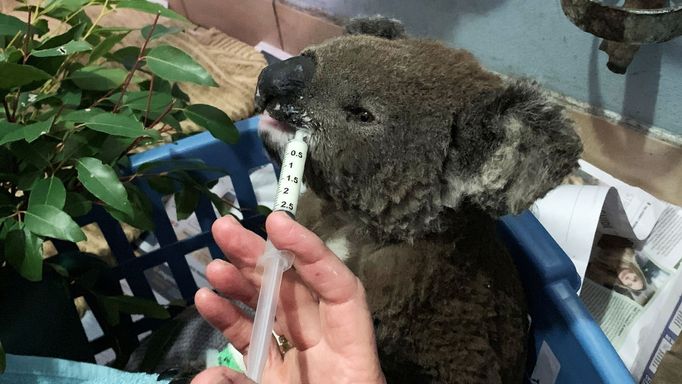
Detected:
left=259, top=112, right=296, bottom=135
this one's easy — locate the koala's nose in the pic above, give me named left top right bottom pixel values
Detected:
left=255, top=55, right=315, bottom=111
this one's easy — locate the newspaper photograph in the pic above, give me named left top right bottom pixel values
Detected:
left=532, top=160, right=682, bottom=383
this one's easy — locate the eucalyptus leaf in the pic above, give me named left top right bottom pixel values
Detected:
left=0, top=63, right=51, bottom=90
left=146, top=175, right=176, bottom=195
left=146, top=45, right=217, bottom=86
left=0, top=119, right=52, bottom=146
left=83, top=112, right=160, bottom=139
left=24, top=204, right=86, bottom=242
left=140, top=24, right=181, bottom=40
left=89, top=33, right=127, bottom=63
left=69, top=66, right=129, bottom=91
left=32, top=40, right=92, bottom=57
left=5, top=228, right=44, bottom=282
left=37, top=23, right=86, bottom=50
left=108, top=46, right=145, bottom=70
left=185, top=104, right=238, bottom=144
left=75, top=157, right=133, bottom=216
left=175, top=187, right=199, bottom=220
left=104, top=185, right=154, bottom=231
left=116, top=1, right=187, bottom=21
left=0, top=47, right=23, bottom=63
left=10, top=139, right=54, bottom=169
left=29, top=176, right=66, bottom=209
left=106, top=294, right=170, bottom=319
left=60, top=107, right=105, bottom=122
left=108, top=90, right=173, bottom=113
left=16, top=168, right=43, bottom=191
left=63, top=191, right=92, bottom=217
left=0, top=13, right=27, bottom=37
left=207, top=190, right=233, bottom=217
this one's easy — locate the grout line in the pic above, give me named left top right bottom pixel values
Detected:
left=271, top=0, right=285, bottom=51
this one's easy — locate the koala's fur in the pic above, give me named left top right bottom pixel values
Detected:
left=257, top=17, right=582, bottom=383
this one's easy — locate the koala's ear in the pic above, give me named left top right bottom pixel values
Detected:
left=442, top=80, right=583, bottom=216
left=345, top=16, right=406, bottom=39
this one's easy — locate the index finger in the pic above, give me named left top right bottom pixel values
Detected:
left=266, top=211, right=361, bottom=305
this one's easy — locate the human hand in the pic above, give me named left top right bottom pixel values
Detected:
left=192, top=212, right=386, bottom=384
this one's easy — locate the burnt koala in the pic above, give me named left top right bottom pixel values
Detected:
left=255, top=16, right=582, bottom=384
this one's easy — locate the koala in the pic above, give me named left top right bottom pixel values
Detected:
left=255, top=17, right=582, bottom=384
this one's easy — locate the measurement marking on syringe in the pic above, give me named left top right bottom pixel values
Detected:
left=274, top=138, right=308, bottom=216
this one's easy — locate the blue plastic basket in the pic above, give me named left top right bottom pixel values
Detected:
left=55, top=116, right=633, bottom=383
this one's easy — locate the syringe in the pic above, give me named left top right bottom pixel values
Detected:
left=245, top=129, right=309, bottom=383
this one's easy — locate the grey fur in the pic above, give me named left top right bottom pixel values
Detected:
left=258, top=17, right=582, bottom=384
left=345, top=16, right=406, bottom=40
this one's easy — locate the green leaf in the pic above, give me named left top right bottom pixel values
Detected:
left=15, top=168, right=43, bottom=191
left=140, top=24, right=181, bottom=40
left=206, top=190, right=234, bottom=217
left=108, top=90, right=173, bottom=113
left=108, top=46, right=145, bottom=70
left=0, top=119, right=52, bottom=146
left=69, top=66, right=129, bottom=91
left=61, top=107, right=105, bottom=122
left=104, top=185, right=154, bottom=231
left=109, top=295, right=170, bottom=318
left=5, top=228, right=44, bottom=282
left=185, top=104, right=238, bottom=144
left=0, top=63, right=51, bottom=90
left=37, top=23, right=86, bottom=50
left=83, top=112, right=160, bottom=139
left=146, top=175, right=176, bottom=195
left=10, top=139, right=54, bottom=170
left=63, top=191, right=92, bottom=217
left=31, top=40, right=92, bottom=57
left=116, top=1, right=188, bottom=21
left=89, top=33, right=127, bottom=63
left=75, top=157, right=133, bottom=216
left=96, top=135, right=136, bottom=164
left=24, top=204, right=86, bottom=242
left=0, top=13, right=27, bottom=37
left=0, top=47, right=23, bottom=63
left=145, top=45, right=217, bottom=86
left=256, top=205, right=272, bottom=216
left=175, top=187, right=199, bottom=220
left=29, top=177, right=66, bottom=209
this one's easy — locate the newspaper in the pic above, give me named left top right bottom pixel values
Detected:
left=531, top=160, right=682, bottom=382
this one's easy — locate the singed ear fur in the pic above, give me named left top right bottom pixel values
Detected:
left=345, top=16, right=406, bottom=40
left=442, top=79, right=583, bottom=216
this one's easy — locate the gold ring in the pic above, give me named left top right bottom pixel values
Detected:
left=273, top=332, right=295, bottom=356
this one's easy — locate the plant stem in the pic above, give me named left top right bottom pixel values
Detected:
left=10, top=90, right=20, bottom=122
left=143, top=75, right=154, bottom=126
left=22, top=10, right=32, bottom=63
left=147, top=100, right=175, bottom=129
left=2, top=99, right=12, bottom=122
left=83, top=0, right=110, bottom=39
left=113, top=11, right=160, bottom=113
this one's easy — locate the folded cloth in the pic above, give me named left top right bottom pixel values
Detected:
left=0, top=354, right=169, bottom=384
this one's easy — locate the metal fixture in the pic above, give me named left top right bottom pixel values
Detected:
left=561, top=0, right=682, bottom=73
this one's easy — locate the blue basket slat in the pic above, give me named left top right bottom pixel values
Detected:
left=192, top=194, right=223, bottom=260
left=77, top=205, right=156, bottom=300
left=499, top=212, right=634, bottom=384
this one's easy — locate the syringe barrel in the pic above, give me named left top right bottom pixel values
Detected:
left=273, top=133, right=308, bottom=217
left=245, top=241, right=292, bottom=382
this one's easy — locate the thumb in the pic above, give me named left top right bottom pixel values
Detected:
left=191, top=367, right=256, bottom=384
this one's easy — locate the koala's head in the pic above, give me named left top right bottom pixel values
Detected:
left=256, top=17, right=582, bottom=242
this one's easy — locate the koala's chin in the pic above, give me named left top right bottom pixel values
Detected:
left=257, top=114, right=295, bottom=166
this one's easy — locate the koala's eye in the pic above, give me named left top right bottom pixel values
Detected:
left=344, top=106, right=375, bottom=124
